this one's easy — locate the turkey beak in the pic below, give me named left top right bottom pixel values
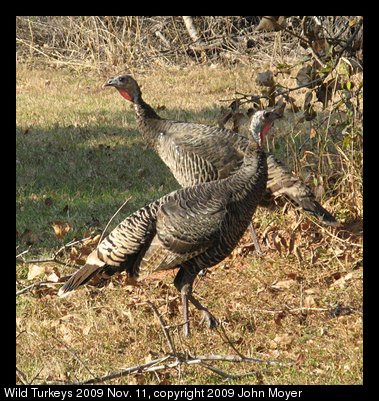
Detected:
left=103, top=78, right=117, bottom=88
left=264, top=111, right=280, bottom=124
left=268, top=102, right=286, bottom=121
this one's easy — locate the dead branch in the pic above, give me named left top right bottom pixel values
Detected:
left=198, top=361, right=256, bottom=380
left=215, top=323, right=245, bottom=359
left=21, top=236, right=93, bottom=266
left=144, top=300, right=177, bottom=356
left=182, top=16, right=204, bottom=44
left=16, top=280, right=63, bottom=297
left=16, top=248, right=31, bottom=259
left=71, top=356, right=172, bottom=385
left=16, top=367, right=29, bottom=385
left=252, top=307, right=330, bottom=314
left=28, top=367, right=44, bottom=385
left=69, top=352, right=290, bottom=385
left=190, top=354, right=291, bottom=366
left=52, top=335, right=97, bottom=381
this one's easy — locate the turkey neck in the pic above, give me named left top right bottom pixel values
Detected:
left=132, top=95, right=163, bottom=147
left=225, top=145, right=268, bottom=203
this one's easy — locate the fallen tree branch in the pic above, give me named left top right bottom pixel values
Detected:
left=16, top=280, right=63, bottom=297
left=68, top=352, right=291, bottom=385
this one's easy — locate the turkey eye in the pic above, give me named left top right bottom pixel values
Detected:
left=119, top=77, right=125, bottom=82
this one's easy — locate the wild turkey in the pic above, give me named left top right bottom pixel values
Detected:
left=104, top=74, right=339, bottom=253
left=59, top=110, right=277, bottom=337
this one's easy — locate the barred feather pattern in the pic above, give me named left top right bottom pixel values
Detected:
left=263, top=154, right=338, bottom=225
left=105, top=74, right=337, bottom=225
left=59, top=144, right=267, bottom=295
left=136, top=111, right=337, bottom=225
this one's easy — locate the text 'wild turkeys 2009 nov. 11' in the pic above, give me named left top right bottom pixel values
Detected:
left=104, top=74, right=339, bottom=255
left=59, top=110, right=278, bottom=337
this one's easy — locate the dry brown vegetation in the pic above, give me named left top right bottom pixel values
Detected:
left=16, top=17, right=363, bottom=385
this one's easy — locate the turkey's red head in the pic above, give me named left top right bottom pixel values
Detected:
left=104, top=75, right=141, bottom=103
left=249, top=107, right=283, bottom=147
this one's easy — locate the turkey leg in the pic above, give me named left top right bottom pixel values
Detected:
left=174, top=267, right=218, bottom=337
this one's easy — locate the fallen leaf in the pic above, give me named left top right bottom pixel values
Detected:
left=330, top=272, right=354, bottom=289
left=294, top=245, right=303, bottom=262
left=27, top=264, right=46, bottom=280
left=303, top=295, right=318, bottom=309
left=82, top=324, right=92, bottom=336
left=304, top=287, right=319, bottom=295
left=272, top=232, right=282, bottom=255
left=274, top=311, right=286, bottom=327
left=296, top=352, right=306, bottom=366
left=69, top=247, right=79, bottom=260
left=83, top=235, right=101, bottom=246
left=271, top=279, right=297, bottom=291
left=310, top=127, right=317, bottom=138
left=129, top=374, right=145, bottom=385
left=80, top=246, right=93, bottom=256
left=303, top=91, right=313, bottom=109
left=296, top=65, right=317, bottom=88
left=47, top=272, right=60, bottom=283
left=271, top=333, right=293, bottom=350
left=256, top=70, right=274, bottom=87
left=52, top=221, right=71, bottom=239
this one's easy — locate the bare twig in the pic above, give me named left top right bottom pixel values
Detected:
left=22, top=236, right=94, bottom=266
left=16, top=248, right=31, bottom=259
left=144, top=300, right=177, bottom=356
left=311, top=219, right=363, bottom=248
left=16, top=366, right=29, bottom=385
left=252, top=307, right=330, bottom=314
left=190, top=354, right=291, bottom=366
left=72, top=356, right=172, bottom=385
left=215, top=324, right=245, bottom=359
left=29, top=367, right=44, bottom=385
left=16, top=280, right=63, bottom=297
left=52, top=335, right=97, bottom=381
left=98, top=196, right=132, bottom=244
left=22, top=258, right=72, bottom=266
left=71, top=352, right=289, bottom=385
left=198, top=361, right=256, bottom=380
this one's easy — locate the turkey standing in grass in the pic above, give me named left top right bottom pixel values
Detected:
left=58, top=110, right=278, bottom=337
left=104, top=74, right=339, bottom=254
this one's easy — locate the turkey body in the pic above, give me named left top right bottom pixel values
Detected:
left=59, top=133, right=269, bottom=336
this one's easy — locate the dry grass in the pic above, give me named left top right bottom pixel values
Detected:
left=16, top=63, right=363, bottom=385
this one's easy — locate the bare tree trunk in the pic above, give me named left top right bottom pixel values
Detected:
left=182, top=16, right=203, bottom=43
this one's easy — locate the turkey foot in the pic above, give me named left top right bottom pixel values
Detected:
left=179, top=283, right=218, bottom=337
left=188, top=294, right=218, bottom=329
